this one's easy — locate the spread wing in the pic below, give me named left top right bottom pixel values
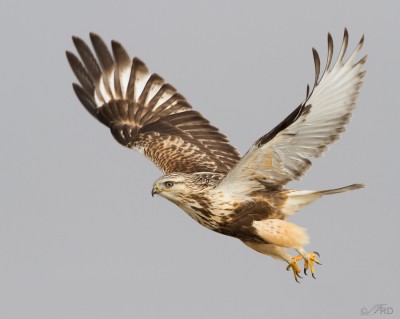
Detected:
left=66, top=33, right=240, bottom=174
left=218, top=29, right=367, bottom=191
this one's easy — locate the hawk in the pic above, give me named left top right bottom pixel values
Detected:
left=66, top=29, right=366, bottom=282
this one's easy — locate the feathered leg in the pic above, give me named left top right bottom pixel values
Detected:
left=246, top=218, right=322, bottom=281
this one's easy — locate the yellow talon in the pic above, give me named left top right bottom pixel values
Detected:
left=286, top=257, right=303, bottom=282
left=289, top=251, right=321, bottom=280
left=303, top=252, right=321, bottom=279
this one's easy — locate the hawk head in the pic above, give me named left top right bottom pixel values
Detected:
left=151, top=173, right=199, bottom=203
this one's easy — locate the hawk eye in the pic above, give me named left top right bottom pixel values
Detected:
left=165, top=181, right=174, bottom=188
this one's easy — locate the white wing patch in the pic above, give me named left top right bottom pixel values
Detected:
left=93, top=60, right=167, bottom=109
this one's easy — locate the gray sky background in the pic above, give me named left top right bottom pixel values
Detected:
left=1, top=0, right=399, bottom=318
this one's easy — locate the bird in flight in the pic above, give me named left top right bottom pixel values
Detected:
left=66, top=29, right=366, bottom=282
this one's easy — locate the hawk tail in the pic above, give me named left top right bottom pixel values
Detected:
left=318, top=183, right=365, bottom=195
left=282, top=183, right=365, bottom=215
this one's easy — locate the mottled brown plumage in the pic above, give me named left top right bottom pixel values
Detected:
left=66, top=34, right=240, bottom=175
left=67, top=29, right=366, bottom=281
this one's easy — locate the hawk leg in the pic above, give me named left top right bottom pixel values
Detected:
left=243, top=241, right=303, bottom=282
left=246, top=219, right=322, bottom=281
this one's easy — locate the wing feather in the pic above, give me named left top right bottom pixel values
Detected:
left=71, top=83, right=97, bottom=118
left=67, top=34, right=240, bottom=174
left=218, top=29, right=366, bottom=191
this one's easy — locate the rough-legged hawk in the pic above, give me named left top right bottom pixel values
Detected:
left=66, top=29, right=366, bottom=281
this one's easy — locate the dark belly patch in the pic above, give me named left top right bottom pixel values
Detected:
left=215, top=198, right=285, bottom=242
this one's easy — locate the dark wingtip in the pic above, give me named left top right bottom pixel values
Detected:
left=65, top=50, right=79, bottom=70
left=306, top=84, right=310, bottom=98
left=312, top=48, right=321, bottom=85
left=89, top=32, right=103, bottom=47
left=359, top=34, right=365, bottom=47
left=352, top=183, right=366, bottom=190
left=325, top=32, right=334, bottom=71
left=89, top=32, right=99, bottom=39
left=344, top=27, right=349, bottom=39
left=72, top=83, right=98, bottom=119
left=327, top=33, right=333, bottom=51
left=343, top=28, right=349, bottom=46
left=356, top=54, right=368, bottom=67
left=72, top=35, right=84, bottom=48
left=111, top=39, right=120, bottom=47
left=65, top=50, right=73, bottom=60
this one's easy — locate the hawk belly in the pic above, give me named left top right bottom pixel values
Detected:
left=177, top=190, right=288, bottom=243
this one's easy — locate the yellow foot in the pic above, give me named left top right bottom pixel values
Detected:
left=304, top=252, right=321, bottom=278
left=293, top=251, right=322, bottom=279
left=286, top=255, right=303, bottom=283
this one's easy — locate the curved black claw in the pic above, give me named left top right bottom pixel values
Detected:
left=313, top=251, right=322, bottom=265
left=293, top=269, right=303, bottom=282
left=312, top=273, right=317, bottom=279
left=304, top=268, right=308, bottom=275
left=297, top=273, right=303, bottom=279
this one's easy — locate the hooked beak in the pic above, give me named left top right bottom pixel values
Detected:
left=151, top=184, right=159, bottom=197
